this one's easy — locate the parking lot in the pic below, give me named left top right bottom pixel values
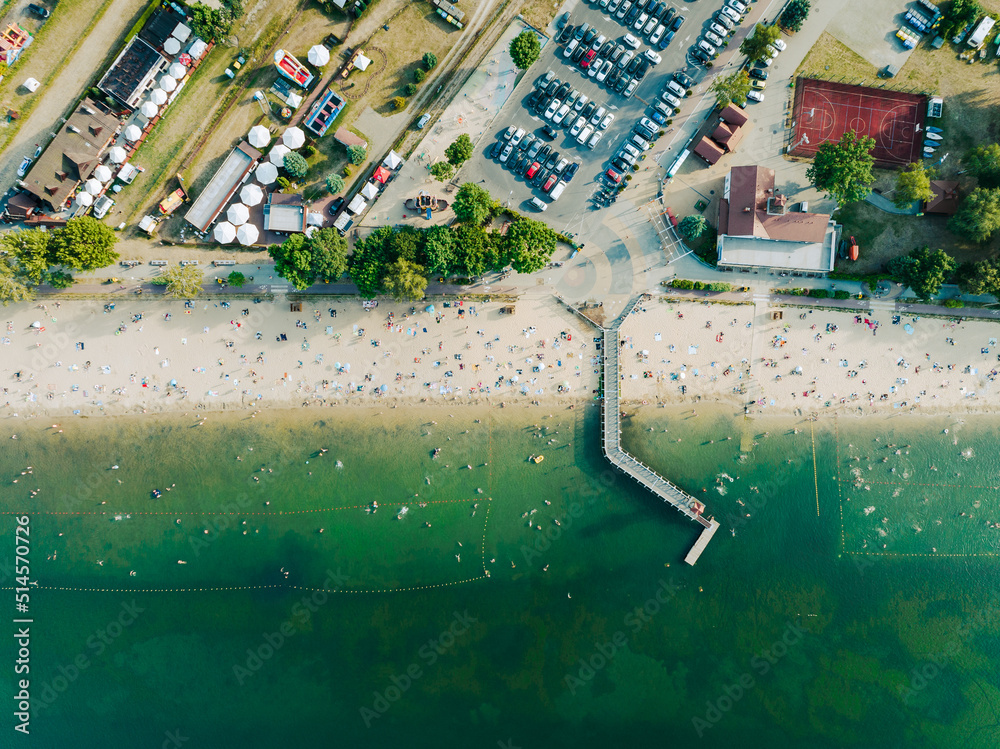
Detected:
left=460, top=0, right=740, bottom=235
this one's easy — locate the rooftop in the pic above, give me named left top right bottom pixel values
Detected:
left=184, top=141, right=261, bottom=232
left=263, top=192, right=306, bottom=233
left=97, top=37, right=167, bottom=109
left=924, top=180, right=960, bottom=215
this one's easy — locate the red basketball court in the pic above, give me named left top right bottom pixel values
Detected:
left=789, top=78, right=927, bottom=168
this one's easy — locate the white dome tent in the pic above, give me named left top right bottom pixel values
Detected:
left=149, top=88, right=168, bottom=106
left=307, top=45, right=330, bottom=67
left=124, top=124, right=142, bottom=142
left=213, top=221, right=236, bottom=244
left=236, top=224, right=259, bottom=246
left=268, top=144, right=290, bottom=166
left=159, top=75, right=177, bottom=92
left=93, top=164, right=113, bottom=183
left=75, top=192, right=93, bottom=207
left=108, top=146, right=127, bottom=164
left=140, top=101, right=158, bottom=118
left=255, top=161, right=278, bottom=185
left=168, top=62, right=186, bottom=80
left=281, top=126, right=305, bottom=150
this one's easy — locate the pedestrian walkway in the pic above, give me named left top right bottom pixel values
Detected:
left=865, top=192, right=921, bottom=215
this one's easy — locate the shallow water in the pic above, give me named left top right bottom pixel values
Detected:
left=2, top=406, right=999, bottom=748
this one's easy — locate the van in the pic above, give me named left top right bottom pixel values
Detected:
left=92, top=195, right=114, bottom=219
left=548, top=180, right=568, bottom=201
left=529, top=196, right=548, bottom=211
left=576, top=125, right=594, bottom=145
left=666, top=79, right=685, bottom=97
left=563, top=39, right=578, bottom=58
left=417, top=113, right=431, bottom=129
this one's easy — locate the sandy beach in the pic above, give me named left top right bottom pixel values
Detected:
left=619, top=297, right=1000, bottom=416
left=0, top=295, right=601, bottom=419
left=4, top=292, right=1000, bottom=421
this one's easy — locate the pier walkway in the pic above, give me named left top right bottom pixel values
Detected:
left=598, top=295, right=720, bottom=565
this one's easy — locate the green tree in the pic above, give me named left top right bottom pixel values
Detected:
left=709, top=70, right=751, bottom=108
left=188, top=3, right=231, bottom=40
left=282, top=152, right=309, bottom=178
left=382, top=257, right=427, bottom=301
left=326, top=174, right=345, bottom=194
left=269, top=234, right=315, bottom=290
left=430, top=161, right=455, bottom=181
left=445, top=134, right=474, bottom=167
left=452, top=182, right=497, bottom=225
left=805, top=130, right=876, bottom=205
left=509, top=30, right=541, bottom=70
left=347, top=144, right=367, bottom=165
left=310, top=228, right=349, bottom=282
left=452, top=224, right=494, bottom=276
left=956, top=258, right=1000, bottom=296
left=888, top=246, right=957, bottom=298
left=227, top=271, right=246, bottom=287
left=0, top=254, right=33, bottom=304
left=949, top=187, right=1000, bottom=243
left=780, top=0, right=810, bottom=32
left=739, top=24, right=781, bottom=63
left=414, top=68, right=426, bottom=83
left=940, top=0, right=982, bottom=38
left=0, top=228, right=51, bottom=285
left=48, top=216, right=119, bottom=270
left=349, top=226, right=393, bottom=298
left=893, top=162, right=934, bottom=208
left=392, top=96, right=407, bottom=111
left=421, top=225, right=457, bottom=275
left=963, top=143, right=1000, bottom=189
left=405, top=83, right=418, bottom=96
left=160, top=264, right=204, bottom=298
left=47, top=270, right=74, bottom=289
left=502, top=217, right=557, bottom=274
left=423, top=52, right=437, bottom=69
left=678, top=215, right=708, bottom=239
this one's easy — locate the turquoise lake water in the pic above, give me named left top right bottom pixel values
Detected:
left=1, top=405, right=999, bottom=748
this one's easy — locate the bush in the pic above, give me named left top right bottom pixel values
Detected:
left=303, top=144, right=318, bottom=158
left=405, top=83, right=418, bottom=96
left=48, top=270, right=74, bottom=289
left=809, top=288, right=829, bottom=299
left=833, top=290, right=851, bottom=300
left=671, top=279, right=695, bottom=289
left=706, top=282, right=732, bottom=293
left=392, top=95, right=406, bottom=110
left=347, top=144, right=367, bottom=165
left=944, top=298, right=965, bottom=308
left=414, top=68, right=426, bottom=83
left=343, top=164, right=353, bottom=177
left=276, top=176, right=291, bottom=191
left=423, top=52, right=437, bottom=69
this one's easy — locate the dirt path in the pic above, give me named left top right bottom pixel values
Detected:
left=0, top=0, right=148, bottom=193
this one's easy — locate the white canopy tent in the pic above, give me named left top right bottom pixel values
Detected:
left=306, top=212, right=324, bottom=226
left=163, top=37, right=181, bottom=55
left=236, top=224, right=259, bottom=246
left=108, top=146, right=127, bottom=164
left=189, top=39, right=208, bottom=60
left=239, top=183, right=264, bottom=206
left=159, top=75, right=178, bottom=92
left=149, top=88, right=168, bottom=105
left=286, top=91, right=302, bottom=108
left=255, top=161, right=278, bottom=185
left=75, top=192, right=93, bottom=207
left=140, top=101, right=159, bottom=118
left=281, top=126, right=305, bottom=149
left=355, top=53, right=372, bottom=71
left=93, top=164, right=113, bottom=183
left=360, top=182, right=378, bottom=200
left=22, top=77, right=39, bottom=92
left=226, top=203, right=250, bottom=226
left=383, top=150, right=403, bottom=169
left=214, top=221, right=236, bottom=243
left=248, top=125, right=270, bottom=148
left=268, top=144, right=290, bottom=166
left=124, top=124, right=142, bottom=142
left=307, top=45, right=330, bottom=67
left=347, top=195, right=367, bottom=214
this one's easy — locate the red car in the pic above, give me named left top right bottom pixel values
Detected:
left=543, top=174, right=559, bottom=192
left=605, top=168, right=622, bottom=184
left=581, top=49, right=597, bottom=68
left=526, top=161, right=541, bottom=180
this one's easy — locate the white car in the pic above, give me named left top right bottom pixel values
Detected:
left=704, top=31, right=723, bottom=47
left=643, top=16, right=658, bottom=36
left=665, top=79, right=685, bottom=97
left=638, top=117, right=658, bottom=132
left=587, top=131, right=602, bottom=149
left=747, top=90, right=764, bottom=102
left=545, top=99, right=562, bottom=119
left=576, top=125, right=594, bottom=145
left=620, top=142, right=641, bottom=160
left=624, top=79, right=638, bottom=98
left=709, top=22, right=729, bottom=38
left=569, top=116, right=586, bottom=137
left=633, top=12, right=648, bottom=31
left=511, top=128, right=525, bottom=146
left=650, top=24, right=666, bottom=44
left=608, top=0, right=622, bottom=11
left=500, top=143, right=513, bottom=163
left=599, top=112, right=615, bottom=129
left=719, top=5, right=740, bottom=22
left=596, top=61, right=613, bottom=82
left=592, top=34, right=607, bottom=50
left=643, top=49, right=661, bottom=64
left=591, top=105, right=607, bottom=125
left=765, top=43, right=781, bottom=58
left=563, top=39, right=578, bottom=58
left=661, top=90, right=681, bottom=108
left=771, top=38, right=787, bottom=51
left=17, top=157, right=32, bottom=177
left=622, top=32, right=641, bottom=49
left=619, top=50, right=634, bottom=67
left=726, top=0, right=747, bottom=13
left=616, top=1, right=631, bottom=19
left=588, top=58, right=603, bottom=77
left=575, top=94, right=589, bottom=111
left=697, top=39, right=716, bottom=56
left=553, top=104, right=571, bottom=125
left=618, top=149, right=637, bottom=166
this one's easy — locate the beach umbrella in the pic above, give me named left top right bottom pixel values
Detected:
left=236, top=224, right=259, bottom=246
left=268, top=144, right=290, bottom=166
left=163, top=37, right=181, bottom=55
left=84, top=178, right=102, bottom=195
left=159, top=75, right=178, bottom=92
left=93, top=164, right=113, bottom=182
left=124, top=124, right=142, bottom=142
left=168, top=62, right=187, bottom=80
left=30, top=321, right=41, bottom=328
left=213, top=221, right=236, bottom=244
left=168, top=379, right=177, bottom=387
left=255, top=161, right=278, bottom=185
left=904, top=324, right=914, bottom=335
left=379, top=383, right=388, bottom=392
left=281, top=126, right=305, bottom=149
left=240, top=183, right=263, bottom=206
left=108, top=146, right=127, bottom=164
left=140, top=101, right=159, bottom=118
left=248, top=125, right=270, bottom=149
left=150, top=88, right=168, bottom=105
left=75, top=192, right=93, bottom=207
left=307, top=44, right=330, bottom=67
left=226, top=202, right=250, bottom=225
left=178, top=53, right=192, bottom=66
left=425, top=304, right=435, bottom=313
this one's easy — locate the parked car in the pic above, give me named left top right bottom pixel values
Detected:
left=538, top=70, right=555, bottom=88
left=661, top=90, right=681, bottom=108
left=609, top=44, right=625, bottom=63
left=605, top=167, right=623, bottom=184
left=572, top=44, right=587, bottom=62
left=622, top=33, right=641, bottom=50
left=92, top=195, right=114, bottom=219
left=643, top=16, right=659, bottom=36
left=650, top=110, right=666, bottom=125
left=607, top=67, right=622, bottom=88
left=565, top=89, right=580, bottom=108
left=652, top=100, right=671, bottom=118
left=661, top=7, right=675, bottom=27
left=623, top=79, right=638, bottom=97
left=608, top=0, right=623, bottom=12
left=751, top=78, right=766, bottom=90
left=614, top=73, right=630, bottom=92
left=618, top=50, right=634, bottom=68
left=556, top=81, right=572, bottom=99
left=513, top=155, right=527, bottom=174
left=714, top=12, right=735, bottom=30
left=650, top=24, right=666, bottom=44
left=611, top=157, right=630, bottom=173
left=543, top=174, right=559, bottom=192
left=591, top=106, right=607, bottom=125
left=511, top=127, right=525, bottom=146
left=626, top=55, right=642, bottom=75
left=670, top=14, right=684, bottom=31
left=553, top=104, right=571, bottom=125
left=564, top=162, right=580, bottom=181
left=489, top=141, right=503, bottom=159
left=588, top=57, right=603, bottom=77
left=747, top=90, right=764, bottom=102
left=577, top=125, right=595, bottom=144
left=765, top=43, right=781, bottom=58
left=537, top=144, right=552, bottom=162
left=625, top=4, right=640, bottom=25
left=635, top=57, right=651, bottom=80
left=633, top=12, right=649, bottom=31
left=16, top=156, right=31, bottom=177
left=527, top=140, right=543, bottom=159
left=620, top=142, right=641, bottom=160
left=719, top=5, right=741, bottom=23
left=581, top=101, right=597, bottom=120
left=691, top=48, right=711, bottom=65
left=616, top=0, right=632, bottom=20
left=658, top=30, right=675, bottom=50
left=643, top=49, right=662, bottom=64
left=749, top=67, right=768, bottom=81
left=599, top=112, right=615, bottom=129
left=529, top=196, right=548, bottom=211
left=545, top=150, right=560, bottom=169
left=557, top=25, right=574, bottom=43
left=665, top=78, right=685, bottom=97
left=563, top=39, right=579, bottom=58
left=634, top=123, right=655, bottom=140
left=27, top=3, right=49, bottom=18
left=540, top=125, right=558, bottom=141
left=583, top=26, right=597, bottom=45
left=554, top=157, right=569, bottom=174
left=697, top=40, right=716, bottom=56
left=581, top=49, right=597, bottom=68
left=704, top=31, right=724, bottom=47
left=726, top=0, right=747, bottom=14
left=569, top=117, right=587, bottom=137
left=709, top=22, right=729, bottom=38
left=575, top=22, right=590, bottom=39
left=500, top=143, right=513, bottom=163
left=592, top=34, right=607, bottom=50
left=544, top=99, right=562, bottom=119
left=575, top=94, right=590, bottom=112
left=597, top=60, right=613, bottom=82
left=674, top=70, right=694, bottom=88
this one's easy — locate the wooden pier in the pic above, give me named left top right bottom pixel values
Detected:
left=597, top=295, right=720, bottom=565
